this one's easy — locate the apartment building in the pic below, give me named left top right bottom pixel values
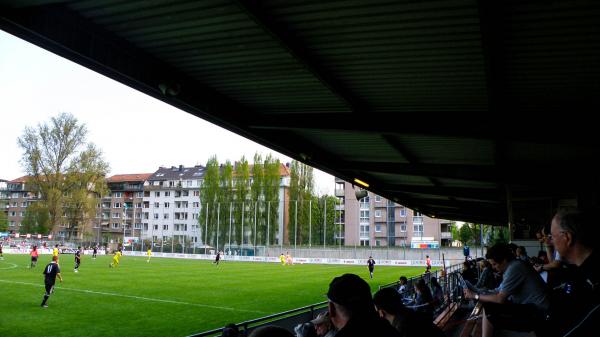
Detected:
left=142, top=165, right=205, bottom=246
left=1, top=179, right=9, bottom=229
left=5, top=176, right=40, bottom=233
left=101, top=173, right=153, bottom=243
left=335, top=178, right=453, bottom=247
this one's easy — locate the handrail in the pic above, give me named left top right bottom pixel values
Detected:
left=186, top=301, right=328, bottom=337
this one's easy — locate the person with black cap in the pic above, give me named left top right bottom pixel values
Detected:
left=327, top=273, right=400, bottom=337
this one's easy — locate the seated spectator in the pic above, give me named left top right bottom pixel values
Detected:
left=294, top=322, right=317, bottom=337
left=545, top=209, right=598, bottom=337
left=413, top=279, right=434, bottom=320
left=475, top=259, right=497, bottom=290
left=461, top=261, right=478, bottom=285
left=249, top=326, right=294, bottom=337
left=326, top=273, right=400, bottom=337
left=429, top=277, right=444, bottom=308
left=397, top=276, right=408, bottom=294
left=373, top=287, right=445, bottom=337
left=222, top=323, right=239, bottom=337
left=516, top=246, right=528, bottom=262
left=311, top=312, right=336, bottom=337
left=463, top=244, right=549, bottom=337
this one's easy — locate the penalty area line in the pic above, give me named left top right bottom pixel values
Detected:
left=0, top=279, right=266, bottom=314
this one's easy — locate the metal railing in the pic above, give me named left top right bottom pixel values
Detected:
left=186, top=301, right=328, bottom=337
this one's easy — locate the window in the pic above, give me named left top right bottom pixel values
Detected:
left=359, top=210, right=369, bottom=223
left=113, top=192, right=122, bottom=198
left=375, top=240, right=381, bottom=247
left=375, top=195, right=381, bottom=202
left=134, top=223, right=142, bottom=229
left=9, top=211, right=16, bottom=216
left=193, top=190, right=199, bottom=196
left=163, top=225, right=169, bottom=230
left=153, top=213, right=159, bottom=219
left=155, top=191, right=160, bottom=197
left=360, top=239, right=369, bottom=246
left=143, top=223, right=148, bottom=230
left=135, top=192, right=143, bottom=198
left=164, top=202, right=170, bottom=208
left=143, top=212, right=149, bottom=219
left=163, top=213, right=169, bottom=219
left=375, top=210, right=382, bottom=218
left=114, top=202, right=121, bottom=208
left=112, top=213, right=120, bottom=219
left=20, top=211, right=25, bottom=216
left=192, top=202, right=199, bottom=208
left=153, top=225, right=159, bottom=230
left=154, top=202, right=159, bottom=208
left=187, top=180, right=193, bottom=187
left=112, top=223, right=120, bottom=229
left=414, top=211, right=422, bottom=217
left=192, top=213, right=199, bottom=220
left=135, top=203, right=142, bottom=208
left=400, top=221, right=407, bottom=232
left=400, top=208, right=406, bottom=217
left=165, top=191, right=170, bottom=197
left=21, top=202, right=27, bottom=207
left=182, top=190, right=189, bottom=196
left=375, top=224, right=382, bottom=232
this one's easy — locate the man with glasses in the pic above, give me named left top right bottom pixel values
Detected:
left=546, top=210, right=598, bottom=337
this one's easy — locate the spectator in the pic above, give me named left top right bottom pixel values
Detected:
left=474, top=259, right=496, bottom=290
left=516, top=246, right=528, bottom=262
left=222, top=323, right=239, bottom=337
left=463, top=244, right=549, bottom=337
left=294, top=322, right=317, bottom=337
left=430, top=277, right=444, bottom=309
left=326, top=273, right=400, bottom=337
left=249, top=326, right=294, bottom=337
left=546, top=209, right=598, bottom=337
left=397, top=276, right=408, bottom=294
left=461, top=261, right=478, bottom=285
left=413, top=279, right=434, bottom=320
left=373, top=287, right=445, bottom=337
left=310, top=312, right=336, bottom=337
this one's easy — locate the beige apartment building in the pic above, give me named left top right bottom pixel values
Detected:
left=335, top=178, right=453, bottom=247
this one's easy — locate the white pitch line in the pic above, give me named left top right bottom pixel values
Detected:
left=0, top=262, right=18, bottom=270
left=0, top=279, right=266, bottom=314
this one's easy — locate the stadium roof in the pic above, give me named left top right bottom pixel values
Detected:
left=2, top=1, right=599, bottom=226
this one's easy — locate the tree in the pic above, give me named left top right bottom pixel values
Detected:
left=263, top=154, right=281, bottom=245
left=18, top=113, right=110, bottom=238
left=288, top=160, right=314, bottom=245
left=0, top=211, right=8, bottom=232
left=20, top=202, right=50, bottom=234
left=456, top=224, right=474, bottom=246
left=199, top=156, right=220, bottom=248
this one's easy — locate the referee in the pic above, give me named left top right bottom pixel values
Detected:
left=41, top=256, right=63, bottom=308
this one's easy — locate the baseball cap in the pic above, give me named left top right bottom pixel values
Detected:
left=327, top=273, right=373, bottom=310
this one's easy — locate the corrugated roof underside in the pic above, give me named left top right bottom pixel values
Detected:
left=263, top=0, right=488, bottom=112
left=69, top=0, right=348, bottom=114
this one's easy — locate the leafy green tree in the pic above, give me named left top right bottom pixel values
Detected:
left=234, top=157, right=250, bottom=246
left=0, top=211, right=9, bottom=232
left=17, top=113, right=109, bottom=237
left=490, top=226, right=509, bottom=245
left=200, top=156, right=220, bottom=248
left=20, top=202, right=50, bottom=234
left=219, top=161, right=233, bottom=249
left=263, top=154, right=281, bottom=245
left=457, top=224, right=474, bottom=246
left=288, top=160, right=314, bottom=245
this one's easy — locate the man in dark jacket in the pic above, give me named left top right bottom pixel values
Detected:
left=327, top=273, right=400, bottom=337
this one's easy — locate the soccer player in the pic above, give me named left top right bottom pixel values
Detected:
left=92, top=245, right=97, bottom=259
left=30, top=245, right=39, bottom=268
left=41, top=255, right=62, bottom=308
left=74, top=246, right=82, bottom=272
left=52, top=244, right=59, bottom=258
left=279, top=253, right=286, bottom=265
left=0, top=242, right=4, bottom=260
left=146, top=248, right=152, bottom=263
left=109, top=249, right=122, bottom=268
left=213, top=250, right=221, bottom=266
left=367, top=256, right=376, bottom=279
left=426, top=255, right=432, bottom=272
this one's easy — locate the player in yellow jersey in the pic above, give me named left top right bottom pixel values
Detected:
left=146, top=248, right=152, bottom=263
left=279, top=253, right=286, bottom=265
left=52, top=244, right=59, bottom=258
left=109, top=249, right=122, bottom=268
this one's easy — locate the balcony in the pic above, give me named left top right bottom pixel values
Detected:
left=441, top=231, right=452, bottom=239
left=334, top=204, right=344, bottom=211
left=334, top=188, right=344, bottom=197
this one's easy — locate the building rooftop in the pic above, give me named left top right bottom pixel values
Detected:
left=106, top=173, right=153, bottom=183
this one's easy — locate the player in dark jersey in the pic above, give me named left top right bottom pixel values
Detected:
left=367, top=256, right=376, bottom=279
left=213, top=251, right=221, bottom=266
left=74, top=246, right=82, bottom=273
left=92, top=245, right=97, bottom=259
left=41, top=255, right=63, bottom=307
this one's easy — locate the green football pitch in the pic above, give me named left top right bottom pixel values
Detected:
left=0, top=254, right=427, bottom=337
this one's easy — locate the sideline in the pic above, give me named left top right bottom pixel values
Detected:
left=0, top=279, right=266, bottom=314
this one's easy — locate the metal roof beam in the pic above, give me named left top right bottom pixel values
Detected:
left=235, top=0, right=363, bottom=113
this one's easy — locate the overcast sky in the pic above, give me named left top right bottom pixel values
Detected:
left=0, top=30, right=334, bottom=195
